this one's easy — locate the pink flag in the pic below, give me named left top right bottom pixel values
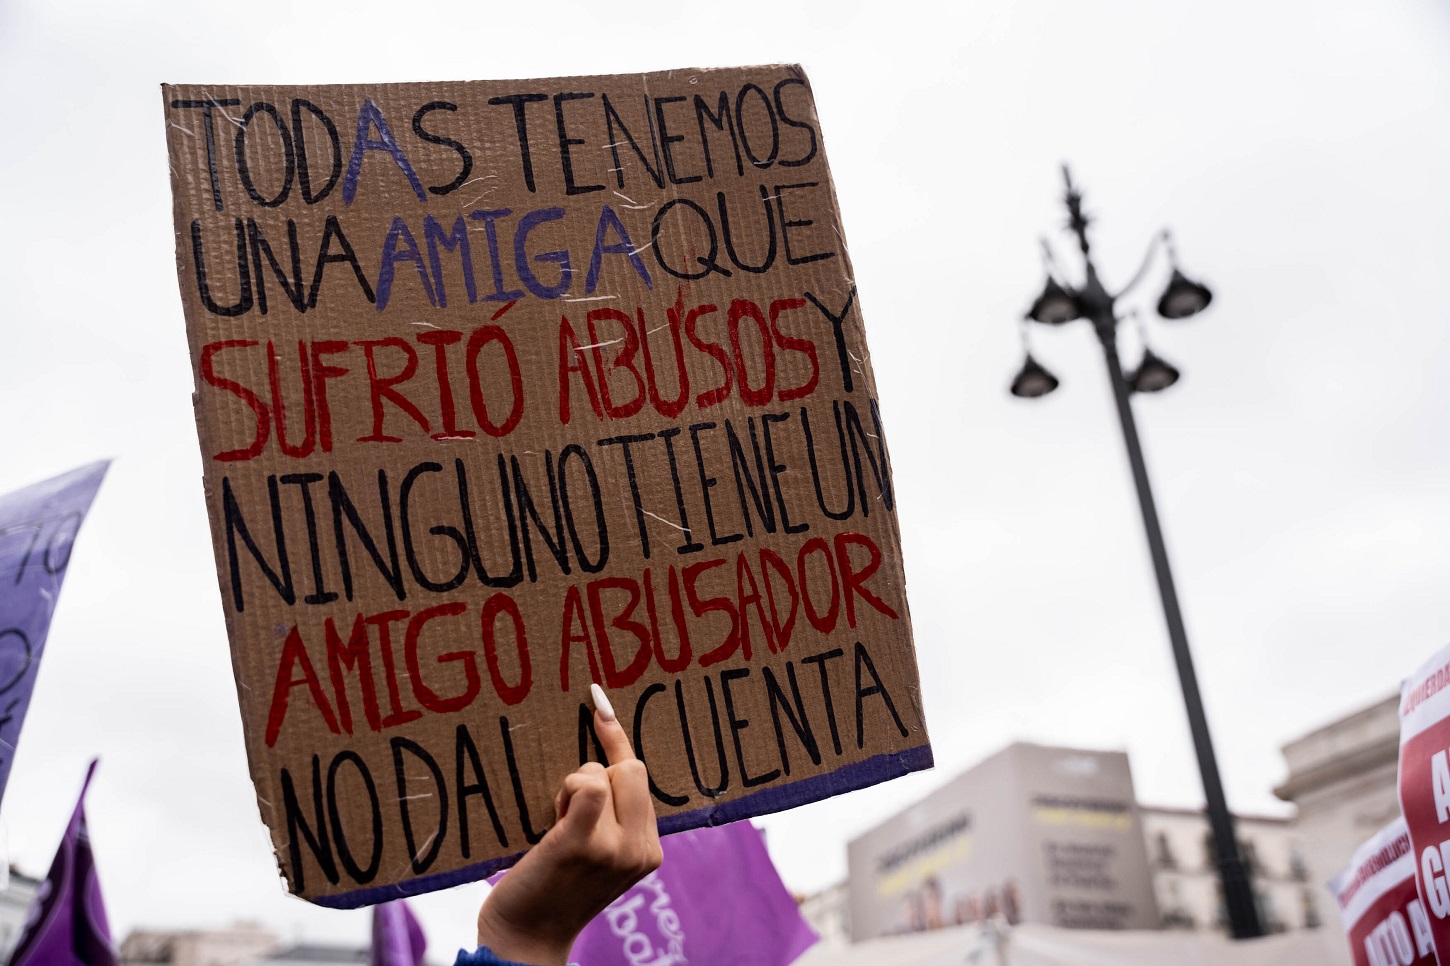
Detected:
left=7, top=760, right=116, bottom=966
left=370, top=899, right=427, bottom=966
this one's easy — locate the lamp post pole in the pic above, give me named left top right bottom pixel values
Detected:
left=1040, top=168, right=1264, bottom=939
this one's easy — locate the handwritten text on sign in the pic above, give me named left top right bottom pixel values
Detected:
left=163, top=67, right=931, bottom=906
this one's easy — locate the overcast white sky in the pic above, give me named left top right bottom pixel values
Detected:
left=2, top=0, right=1449, bottom=955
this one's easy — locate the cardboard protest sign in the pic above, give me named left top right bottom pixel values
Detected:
left=1399, top=642, right=1450, bottom=961
left=571, top=822, right=818, bottom=965
left=161, top=66, right=931, bottom=906
left=0, top=461, right=109, bottom=802
left=1331, top=817, right=1437, bottom=966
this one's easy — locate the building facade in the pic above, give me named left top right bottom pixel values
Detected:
left=798, top=882, right=850, bottom=946
left=119, top=921, right=283, bottom=966
left=1140, top=805, right=1320, bottom=933
left=845, top=743, right=1162, bottom=940
left=0, top=869, right=40, bottom=962
left=803, top=740, right=1333, bottom=944
left=1273, top=692, right=1401, bottom=916
left=240, top=945, right=368, bottom=966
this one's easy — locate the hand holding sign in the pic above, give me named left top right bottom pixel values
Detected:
left=477, top=684, right=663, bottom=966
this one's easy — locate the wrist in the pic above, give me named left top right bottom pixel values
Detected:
left=476, top=899, right=577, bottom=966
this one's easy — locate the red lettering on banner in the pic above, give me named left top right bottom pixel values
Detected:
left=415, top=330, right=475, bottom=440
left=405, top=601, right=478, bottom=714
left=728, top=299, right=775, bottom=406
left=325, top=613, right=382, bottom=734
left=588, top=576, right=653, bottom=688
left=686, top=303, right=731, bottom=408
left=1405, top=661, right=1450, bottom=716
left=586, top=308, right=646, bottom=420
left=771, top=297, right=819, bottom=402
left=268, top=340, right=318, bottom=457
left=465, top=325, right=524, bottom=437
left=204, top=293, right=821, bottom=457
left=265, top=598, right=541, bottom=743
left=553, top=532, right=898, bottom=691
left=267, top=627, right=339, bottom=747
left=559, top=584, right=602, bottom=692
left=1397, top=665, right=1450, bottom=962
left=836, top=531, right=900, bottom=626
left=641, top=292, right=691, bottom=418
left=199, top=326, right=524, bottom=458
left=358, top=337, right=428, bottom=442
left=310, top=340, right=349, bottom=452
left=201, top=340, right=269, bottom=461
left=480, top=593, right=532, bottom=706
left=558, top=316, right=604, bottom=424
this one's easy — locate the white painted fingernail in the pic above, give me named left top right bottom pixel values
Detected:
left=590, top=682, right=616, bottom=722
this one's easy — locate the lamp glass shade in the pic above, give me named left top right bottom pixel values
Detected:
left=1026, top=278, right=1082, bottom=325
left=1010, top=354, right=1060, bottom=398
left=1129, top=348, right=1180, bottom=393
left=1157, top=269, right=1213, bottom=319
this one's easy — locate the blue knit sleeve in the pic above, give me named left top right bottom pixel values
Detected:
left=453, top=948, right=579, bottom=966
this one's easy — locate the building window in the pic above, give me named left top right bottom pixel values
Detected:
left=1302, top=889, right=1321, bottom=929
left=1159, top=879, right=1194, bottom=930
left=1155, top=831, right=1177, bottom=869
left=1290, top=849, right=1309, bottom=882
left=1255, top=890, right=1283, bottom=933
left=1203, top=832, right=1218, bottom=871
left=1241, top=839, right=1260, bottom=879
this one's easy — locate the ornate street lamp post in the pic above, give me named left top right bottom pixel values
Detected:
left=1012, top=166, right=1263, bottom=939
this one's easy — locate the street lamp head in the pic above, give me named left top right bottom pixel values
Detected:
left=1157, top=269, right=1213, bottom=319
left=1026, top=277, right=1082, bottom=325
left=1129, top=347, right=1181, bottom=393
left=1009, top=353, right=1061, bottom=398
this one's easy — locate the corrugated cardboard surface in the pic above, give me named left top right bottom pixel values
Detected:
left=162, top=65, right=931, bottom=906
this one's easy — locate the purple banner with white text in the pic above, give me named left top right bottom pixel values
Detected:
left=571, top=822, right=817, bottom=966
left=0, top=461, right=108, bottom=802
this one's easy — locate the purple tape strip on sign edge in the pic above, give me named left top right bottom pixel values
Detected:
left=310, top=742, right=934, bottom=909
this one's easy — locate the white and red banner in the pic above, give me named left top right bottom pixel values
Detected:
left=1398, top=643, right=1450, bottom=963
left=1331, top=817, right=1436, bottom=966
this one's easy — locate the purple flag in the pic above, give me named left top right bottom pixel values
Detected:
left=8, top=759, right=116, bottom=966
left=0, top=461, right=108, bottom=802
left=570, top=822, right=818, bottom=966
left=370, top=899, right=427, bottom=966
